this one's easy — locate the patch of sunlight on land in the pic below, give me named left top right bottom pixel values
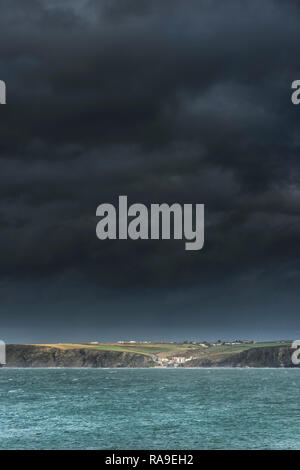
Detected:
left=35, top=343, right=202, bottom=357
left=31, top=341, right=291, bottom=359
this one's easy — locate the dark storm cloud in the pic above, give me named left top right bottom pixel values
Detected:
left=1, top=0, right=300, bottom=340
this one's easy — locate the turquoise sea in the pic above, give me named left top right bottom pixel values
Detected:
left=0, top=368, right=299, bottom=450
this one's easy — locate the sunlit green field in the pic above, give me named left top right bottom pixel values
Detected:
left=38, top=342, right=202, bottom=357
left=36, top=341, right=291, bottom=359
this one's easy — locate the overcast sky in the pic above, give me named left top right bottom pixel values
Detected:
left=1, top=0, right=300, bottom=343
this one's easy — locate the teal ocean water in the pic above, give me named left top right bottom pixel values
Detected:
left=0, top=368, right=299, bottom=450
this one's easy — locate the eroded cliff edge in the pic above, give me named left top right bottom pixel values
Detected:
left=4, top=344, right=298, bottom=368
left=5, top=345, right=156, bottom=368
left=185, top=346, right=298, bottom=368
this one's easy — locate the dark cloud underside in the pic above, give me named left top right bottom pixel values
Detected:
left=0, top=0, right=300, bottom=341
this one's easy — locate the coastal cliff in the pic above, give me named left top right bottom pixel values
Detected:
left=185, top=346, right=297, bottom=368
left=4, top=344, right=298, bottom=368
left=6, top=344, right=156, bottom=368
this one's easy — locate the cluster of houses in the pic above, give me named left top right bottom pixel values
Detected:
left=112, top=340, right=257, bottom=346
left=117, top=340, right=152, bottom=344
left=152, top=355, right=196, bottom=367
left=208, top=340, right=256, bottom=347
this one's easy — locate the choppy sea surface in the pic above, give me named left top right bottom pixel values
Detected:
left=0, top=368, right=299, bottom=449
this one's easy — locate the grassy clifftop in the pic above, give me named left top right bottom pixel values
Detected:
left=6, top=344, right=156, bottom=368
left=37, top=341, right=291, bottom=357
left=4, top=341, right=296, bottom=368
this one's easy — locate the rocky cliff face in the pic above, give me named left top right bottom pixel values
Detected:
left=6, top=345, right=155, bottom=368
left=4, top=344, right=298, bottom=368
left=185, top=346, right=298, bottom=368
